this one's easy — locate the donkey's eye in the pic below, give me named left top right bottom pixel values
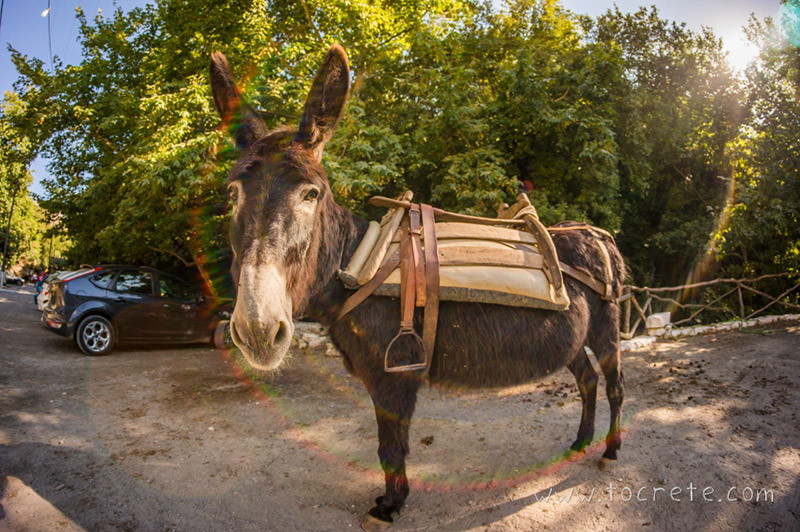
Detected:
left=303, top=188, right=320, bottom=202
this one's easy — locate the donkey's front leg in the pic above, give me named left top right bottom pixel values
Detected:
left=364, top=374, right=421, bottom=528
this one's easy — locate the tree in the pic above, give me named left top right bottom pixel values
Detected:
left=718, top=4, right=800, bottom=280
left=1, top=93, right=41, bottom=273
left=7, top=0, right=784, bottom=296
left=329, top=0, right=624, bottom=222
left=590, top=6, right=744, bottom=285
left=9, top=1, right=269, bottom=276
left=6, top=0, right=472, bottom=289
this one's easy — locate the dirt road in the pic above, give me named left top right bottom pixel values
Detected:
left=1, top=286, right=798, bottom=531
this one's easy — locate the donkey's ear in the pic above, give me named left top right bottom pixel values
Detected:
left=210, top=51, right=267, bottom=150
left=295, top=44, right=350, bottom=160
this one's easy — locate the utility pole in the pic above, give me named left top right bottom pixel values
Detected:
left=47, top=233, right=54, bottom=270
left=1, top=179, right=21, bottom=288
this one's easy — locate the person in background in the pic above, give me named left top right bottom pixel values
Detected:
left=34, top=270, right=47, bottom=305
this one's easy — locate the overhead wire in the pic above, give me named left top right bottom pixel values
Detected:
left=48, top=0, right=54, bottom=73
left=65, top=0, right=103, bottom=68
left=0, top=0, right=5, bottom=40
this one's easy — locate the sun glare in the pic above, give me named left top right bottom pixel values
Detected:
left=724, top=33, right=761, bottom=73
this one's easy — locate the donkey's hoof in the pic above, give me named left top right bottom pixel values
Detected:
left=361, top=513, right=393, bottom=532
left=599, top=457, right=616, bottom=471
left=566, top=449, right=585, bottom=462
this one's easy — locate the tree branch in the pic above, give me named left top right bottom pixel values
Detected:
left=377, top=14, right=428, bottom=48
left=146, top=245, right=196, bottom=267
left=299, top=0, right=324, bottom=44
left=553, top=88, right=570, bottom=102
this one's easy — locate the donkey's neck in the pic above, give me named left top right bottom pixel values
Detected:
left=303, top=199, right=368, bottom=325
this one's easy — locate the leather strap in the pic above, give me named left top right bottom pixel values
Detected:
left=385, top=210, right=427, bottom=372
left=547, top=224, right=616, bottom=301
left=548, top=224, right=614, bottom=241
left=522, top=213, right=564, bottom=292
left=594, top=237, right=614, bottom=300
left=409, top=205, right=426, bottom=307
left=398, top=215, right=416, bottom=329
left=420, top=203, right=439, bottom=377
left=559, top=261, right=615, bottom=301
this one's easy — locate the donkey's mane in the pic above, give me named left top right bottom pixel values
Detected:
left=293, top=192, right=366, bottom=321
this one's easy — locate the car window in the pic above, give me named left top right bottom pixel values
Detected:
left=159, top=275, right=194, bottom=300
left=90, top=271, right=116, bottom=289
left=114, top=270, right=154, bottom=295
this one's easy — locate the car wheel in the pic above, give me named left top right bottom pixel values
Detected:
left=76, top=315, right=116, bottom=356
left=212, top=319, right=232, bottom=349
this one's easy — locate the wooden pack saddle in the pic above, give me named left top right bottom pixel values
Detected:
left=335, top=191, right=615, bottom=375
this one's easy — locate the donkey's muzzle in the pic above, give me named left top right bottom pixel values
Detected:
left=230, top=263, right=294, bottom=370
left=230, top=315, right=294, bottom=371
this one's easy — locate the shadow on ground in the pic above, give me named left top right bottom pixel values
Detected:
left=1, top=287, right=798, bottom=531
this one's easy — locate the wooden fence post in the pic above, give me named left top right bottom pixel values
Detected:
left=737, top=282, right=745, bottom=319
left=621, top=273, right=799, bottom=336
left=624, top=297, right=631, bottom=339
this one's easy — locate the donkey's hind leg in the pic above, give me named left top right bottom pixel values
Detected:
left=567, top=348, right=598, bottom=455
left=587, top=307, right=624, bottom=469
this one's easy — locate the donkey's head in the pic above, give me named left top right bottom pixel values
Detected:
left=210, top=46, right=350, bottom=370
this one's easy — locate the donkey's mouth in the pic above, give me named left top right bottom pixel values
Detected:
left=230, top=317, right=293, bottom=371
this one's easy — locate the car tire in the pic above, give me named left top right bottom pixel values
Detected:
left=75, top=315, right=116, bottom=356
left=212, top=319, right=232, bottom=349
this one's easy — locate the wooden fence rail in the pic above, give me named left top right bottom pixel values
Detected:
left=619, top=272, right=800, bottom=339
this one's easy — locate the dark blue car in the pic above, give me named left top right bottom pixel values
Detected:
left=43, top=265, right=232, bottom=356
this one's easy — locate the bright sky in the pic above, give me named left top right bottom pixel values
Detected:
left=0, top=0, right=785, bottom=196
left=0, top=0, right=150, bottom=196
left=560, top=0, right=782, bottom=71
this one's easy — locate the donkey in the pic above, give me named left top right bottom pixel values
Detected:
left=209, top=44, right=625, bottom=528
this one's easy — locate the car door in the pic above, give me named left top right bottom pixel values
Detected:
left=156, top=274, right=203, bottom=340
left=109, top=269, right=162, bottom=340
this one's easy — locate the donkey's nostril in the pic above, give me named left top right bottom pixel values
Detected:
left=273, top=321, right=289, bottom=346
left=230, top=320, right=248, bottom=350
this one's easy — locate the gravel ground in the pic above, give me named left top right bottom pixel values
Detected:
left=1, top=285, right=798, bottom=531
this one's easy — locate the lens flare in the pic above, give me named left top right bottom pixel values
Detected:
left=665, top=173, right=738, bottom=315
left=781, top=0, right=800, bottom=48
left=212, top=338, right=632, bottom=493
left=184, top=60, right=632, bottom=495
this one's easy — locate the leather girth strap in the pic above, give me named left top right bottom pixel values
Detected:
left=420, top=204, right=439, bottom=377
